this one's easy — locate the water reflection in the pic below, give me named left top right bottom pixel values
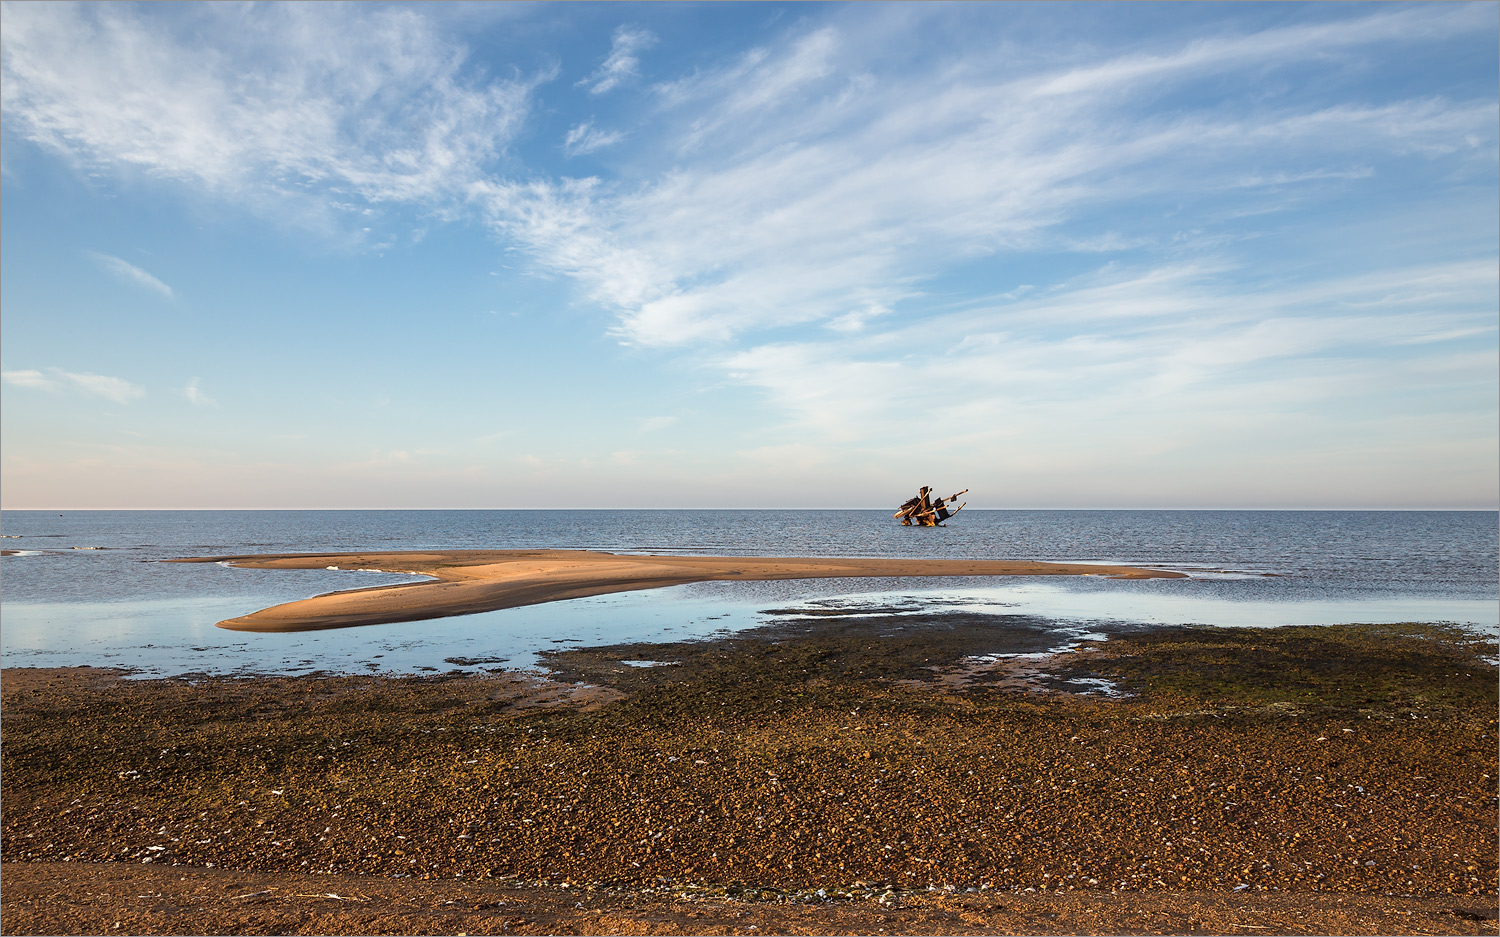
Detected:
left=2, top=573, right=1494, bottom=679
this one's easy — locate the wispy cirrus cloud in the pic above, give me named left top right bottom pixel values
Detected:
left=0, top=2, right=542, bottom=228
left=89, top=251, right=173, bottom=298
left=0, top=369, right=52, bottom=391
left=489, top=81, right=1493, bottom=352
left=10, top=2, right=1489, bottom=351
left=720, top=257, right=1499, bottom=446
left=2, top=3, right=1493, bottom=506
left=654, top=26, right=839, bottom=152
left=578, top=25, right=655, bottom=95
left=1026, top=2, right=1488, bottom=99
left=2, top=367, right=145, bottom=404
left=563, top=121, right=626, bottom=157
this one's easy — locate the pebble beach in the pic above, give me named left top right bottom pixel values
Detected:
left=2, top=618, right=1494, bottom=935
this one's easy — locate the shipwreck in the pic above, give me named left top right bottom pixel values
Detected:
left=894, top=487, right=967, bottom=526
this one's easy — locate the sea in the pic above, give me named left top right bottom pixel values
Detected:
left=1, top=510, right=1495, bottom=679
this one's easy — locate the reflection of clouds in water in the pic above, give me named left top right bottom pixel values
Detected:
left=2, top=583, right=751, bottom=678
left=758, top=580, right=1498, bottom=632
left=1047, top=675, right=1127, bottom=698
left=4, top=574, right=1496, bottom=679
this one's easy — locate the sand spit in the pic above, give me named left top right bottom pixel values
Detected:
left=173, top=549, right=1185, bottom=632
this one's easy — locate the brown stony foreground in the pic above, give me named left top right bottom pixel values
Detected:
left=4, top=861, right=1496, bottom=935
left=2, top=619, right=1496, bottom=935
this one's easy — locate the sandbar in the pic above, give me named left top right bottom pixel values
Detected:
left=174, top=549, right=1185, bottom=632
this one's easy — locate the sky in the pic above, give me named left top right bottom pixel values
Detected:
left=1, top=1, right=1496, bottom=510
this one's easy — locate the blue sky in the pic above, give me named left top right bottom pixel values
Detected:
left=1, top=1, right=1496, bottom=509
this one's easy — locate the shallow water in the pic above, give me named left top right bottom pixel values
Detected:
left=0, top=510, right=1494, bottom=677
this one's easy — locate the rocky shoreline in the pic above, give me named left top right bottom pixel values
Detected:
left=2, top=620, right=1495, bottom=934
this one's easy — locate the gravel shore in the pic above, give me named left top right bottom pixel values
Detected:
left=4, top=861, right=1496, bottom=935
left=2, top=620, right=1495, bottom=934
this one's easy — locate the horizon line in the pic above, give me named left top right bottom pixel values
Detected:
left=3, top=506, right=1497, bottom=513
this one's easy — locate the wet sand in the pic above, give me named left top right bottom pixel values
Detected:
left=2, top=622, right=1494, bottom=935
left=173, top=549, right=1184, bottom=632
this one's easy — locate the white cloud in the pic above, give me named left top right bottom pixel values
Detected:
left=89, top=251, right=173, bottom=298
left=826, top=304, right=891, bottom=333
left=67, top=371, right=145, bottom=404
left=472, top=7, right=1495, bottom=355
left=563, top=121, right=626, bottom=157
left=511, top=106, right=1437, bottom=344
left=1026, top=3, right=1490, bottom=100
left=716, top=257, right=1499, bottom=447
left=578, top=25, right=655, bottom=95
left=11, top=4, right=1486, bottom=340
left=1, top=369, right=51, bottom=390
left=654, top=26, right=839, bottom=148
left=1, top=4, right=1492, bottom=506
left=180, top=377, right=216, bottom=407
left=639, top=415, right=677, bottom=432
left=2, top=367, right=145, bottom=404
left=0, top=2, right=541, bottom=224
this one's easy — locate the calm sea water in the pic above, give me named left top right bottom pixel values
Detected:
left=1, top=510, right=1495, bottom=678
